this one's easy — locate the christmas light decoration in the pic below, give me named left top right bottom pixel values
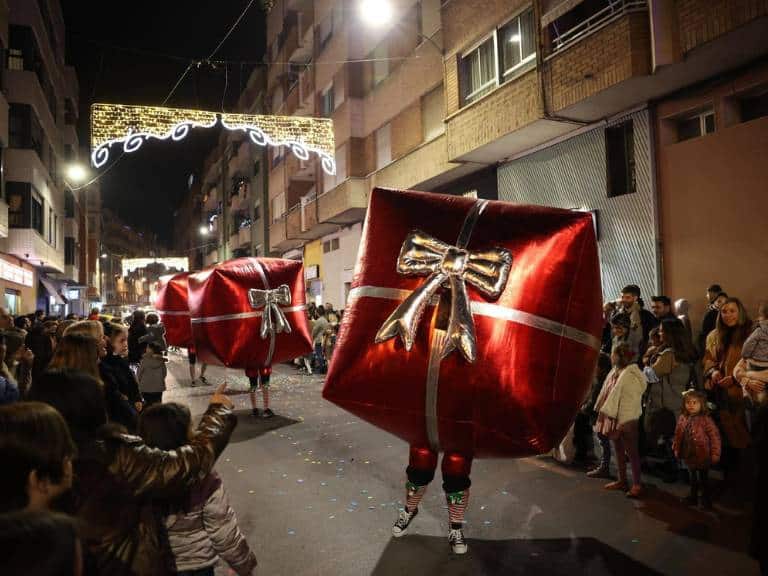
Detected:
left=90, top=103, right=336, bottom=175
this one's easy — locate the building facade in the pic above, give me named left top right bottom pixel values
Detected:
left=440, top=0, right=768, bottom=331
left=0, top=0, right=92, bottom=316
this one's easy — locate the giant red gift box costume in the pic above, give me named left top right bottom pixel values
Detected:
left=323, top=188, right=603, bottom=458
left=156, top=272, right=193, bottom=348
left=188, top=258, right=312, bottom=371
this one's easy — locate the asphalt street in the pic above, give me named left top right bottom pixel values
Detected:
left=162, top=351, right=759, bottom=576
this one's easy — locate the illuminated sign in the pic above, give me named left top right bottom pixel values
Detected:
left=0, top=261, right=34, bottom=287
left=91, top=103, right=336, bottom=175
left=121, top=257, right=189, bottom=277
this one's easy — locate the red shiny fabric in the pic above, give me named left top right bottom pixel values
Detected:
left=155, top=273, right=192, bottom=348
left=323, top=188, right=603, bottom=458
left=188, top=258, right=312, bottom=370
left=407, top=447, right=472, bottom=477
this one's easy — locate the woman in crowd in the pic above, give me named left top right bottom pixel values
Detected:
left=703, top=297, right=753, bottom=494
left=25, top=321, right=55, bottom=383
left=28, top=369, right=236, bottom=576
left=644, top=319, right=697, bottom=472
left=48, top=333, right=101, bottom=380
left=0, top=402, right=75, bottom=513
left=66, top=320, right=141, bottom=430
left=5, top=329, right=33, bottom=398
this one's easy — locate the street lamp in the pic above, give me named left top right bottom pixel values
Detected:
left=358, top=0, right=442, bottom=53
left=359, top=0, right=393, bottom=27
left=66, top=163, right=88, bottom=185
left=199, top=225, right=209, bottom=236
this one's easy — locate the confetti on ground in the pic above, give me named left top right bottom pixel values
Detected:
left=287, top=529, right=296, bottom=535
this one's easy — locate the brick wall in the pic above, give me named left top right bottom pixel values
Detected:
left=676, top=0, right=768, bottom=54
left=546, top=12, right=650, bottom=112
left=391, top=101, right=423, bottom=159
left=442, top=0, right=530, bottom=58
left=445, top=69, right=541, bottom=160
left=348, top=135, right=375, bottom=177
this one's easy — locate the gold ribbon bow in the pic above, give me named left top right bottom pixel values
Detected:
left=375, top=230, right=511, bottom=363
left=248, top=285, right=293, bottom=340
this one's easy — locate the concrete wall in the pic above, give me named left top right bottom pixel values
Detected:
left=498, top=108, right=658, bottom=301
left=320, top=222, right=362, bottom=309
left=656, top=63, right=768, bottom=333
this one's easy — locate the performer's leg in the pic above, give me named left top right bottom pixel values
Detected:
left=248, top=377, right=260, bottom=416
left=393, top=446, right=438, bottom=537
left=261, top=367, right=273, bottom=418
left=200, top=363, right=208, bottom=383
left=442, top=452, right=472, bottom=555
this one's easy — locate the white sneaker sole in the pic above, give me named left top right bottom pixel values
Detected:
left=392, top=527, right=408, bottom=538
left=451, top=544, right=468, bottom=555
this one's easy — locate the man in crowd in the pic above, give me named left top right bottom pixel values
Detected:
left=699, top=285, right=728, bottom=352
left=618, top=284, right=657, bottom=347
left=650, top=296, right=677, bottom=323
left=0, top=308, right=13, bottom=331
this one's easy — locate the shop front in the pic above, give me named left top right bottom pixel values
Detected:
left=0, top=255, right=37, bottom=315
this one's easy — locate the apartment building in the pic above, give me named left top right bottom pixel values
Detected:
left=266, top=0, right=481, bottom=308
left=0, top=0, right=87, bottom=315
left=440, top=0, right=768, bottom=329
left=197, top=68, right=269, bottom=270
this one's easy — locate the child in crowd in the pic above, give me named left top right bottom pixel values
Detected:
left=741, top=318, right=768, bottom=406
left=591, top=343, right=647, bottom=497
left=642, top=327, right=663, bottom=368
left=673, top=389, right=721, bottom=509
left=140, top=313, right=168, bottom=352
left=138, top=342, right=167, bottom=406
left=139, top=403, right=257, bottom=576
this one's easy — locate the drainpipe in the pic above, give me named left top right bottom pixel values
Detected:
left=534, top=0, right=591, bottom=127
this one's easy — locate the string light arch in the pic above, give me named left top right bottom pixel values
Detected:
left=90, top=103, right=336, bottom=175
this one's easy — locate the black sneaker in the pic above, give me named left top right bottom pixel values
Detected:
left=251, top=408, right=260, bottom=417
left=262, top=408, right=275, bottom=418
left=392, top=507, right=418, bottom=537
left=448, top=526, right=468, bottom=554
left=200, top=376, right=208, bottom=385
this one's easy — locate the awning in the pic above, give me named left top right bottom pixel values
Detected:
left=39, top=276, right=65, bottom=306
left=541, top=0, right=586, bottom=27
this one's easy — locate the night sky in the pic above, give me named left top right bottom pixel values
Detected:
left=60, top=1, right=267, bottom=246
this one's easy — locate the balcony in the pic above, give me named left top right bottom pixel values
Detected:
left=283, top=8, right=313, bottom=65
left=541, top=0, right=768, bottom=123
left=238, top=224, right=252, bottom=248
left=203, top=189, right=219, bottom=212
left=5, top=228, right=65, bottom=273
left=317, top=177, right=368, bottom=227
left=5, top=70, right=58, bottom=144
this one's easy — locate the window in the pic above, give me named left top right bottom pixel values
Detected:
left=371, top=43, right=389, bottom=88
left=6, top=181, right=30, bottom=228
left=64, top=190, right=75, bottom=218
left=676, top=108, right=715, bottom=142
left=422, top=86, right=445, bottom=141
left=65, top=237, right=76, bottom=266
left=459, top=8, right=536, bottom=106
left=499, top=9, right=535, bottom=78
left=375, top=124, right=392, bottom=169
left=605, top=120, right=635, bottom=198
left=48, top=207, right=53, bottom=244
left=4, top=289, right=21, bottom=315
left=740, top=91, right=768, bottom=123
left=321, top=84, right=335, bottom=117
left=54, top=214, right=58, bottom=248
left=460, top=36, right=497, bottom=105
left=65, top=99, right=76, bottom=125
left=272, top=193, right=286, bottom=221
left=8, top=48, right=24, bottom=70
left=31, top=190, right=43, bottom=235
left=9, top=104, right=43, bottom=158
left=318, top=16, right=333, bottom=50
left=322, top=237, right=340, bottom=253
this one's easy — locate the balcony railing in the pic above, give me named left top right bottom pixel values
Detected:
left=549, top=0, right=647, bottom=54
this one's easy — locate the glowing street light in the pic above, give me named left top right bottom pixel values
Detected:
left=199, top=226, right=210, bottom=236
left=100, top=252, right=108, bottom=259
left=66, top=164, right=88, bottom=184
left=359, top=0, right=392, bottom=27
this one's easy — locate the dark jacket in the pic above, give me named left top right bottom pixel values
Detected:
left=71, top=404, right=236, bottom=576
left=99, top=361, right=139, bottom=432
left=101, top=354, right=142, bottom=404
left=128, top=323, right=148, bottom=364
left=699, top=307, right=719, bottom=352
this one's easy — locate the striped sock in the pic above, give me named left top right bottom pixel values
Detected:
left=405, top=481, right=428, bottom=512
left=446, top=489, right=469, bottom=527
left=262, top=386, right=270, bottom=410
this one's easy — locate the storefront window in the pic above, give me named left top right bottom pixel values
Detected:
left=4, top=288, right=21, bottom=315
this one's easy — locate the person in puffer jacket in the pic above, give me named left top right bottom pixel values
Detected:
left=139, top=402, right=257, bottom=576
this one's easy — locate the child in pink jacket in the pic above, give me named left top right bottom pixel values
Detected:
left=673, top=389, right=721, bottom=509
